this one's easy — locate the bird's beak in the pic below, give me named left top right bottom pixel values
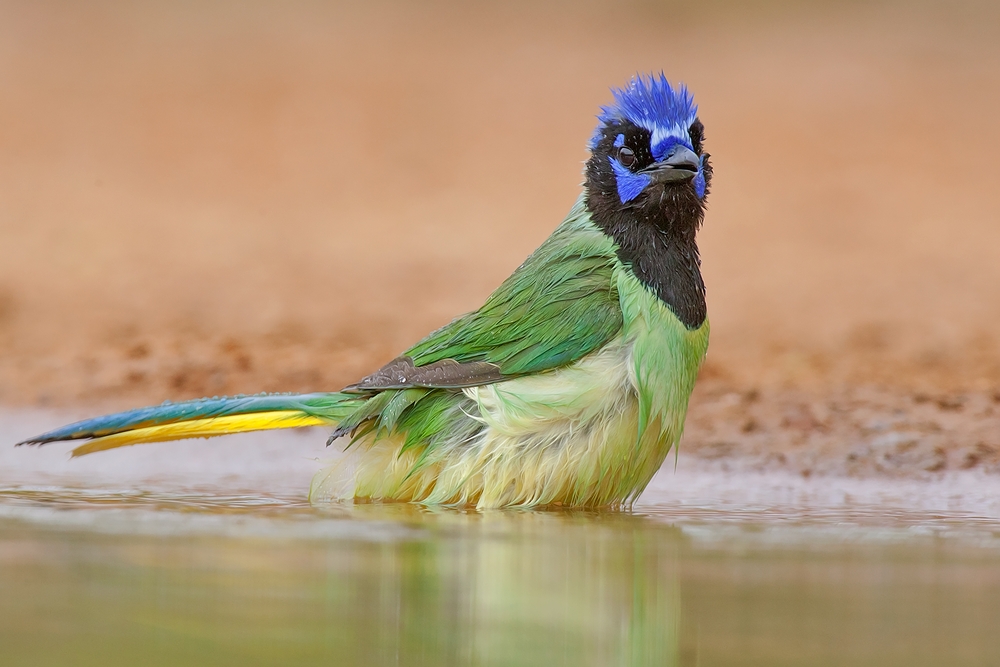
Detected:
left=642, top=146, right=700, bottom=184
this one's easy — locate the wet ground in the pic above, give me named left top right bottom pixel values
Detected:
left=4, top=0, right=1000, bottom=475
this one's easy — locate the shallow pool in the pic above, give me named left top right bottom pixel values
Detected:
left=2, top=414, right=999, bottom=666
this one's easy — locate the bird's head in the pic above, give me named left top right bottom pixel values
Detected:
left=585, top=74, right=712, bottom=236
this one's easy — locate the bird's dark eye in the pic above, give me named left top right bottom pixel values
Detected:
left=617, top=146, right=636, bottom=168
left=688, top=119, right=705, bottom=155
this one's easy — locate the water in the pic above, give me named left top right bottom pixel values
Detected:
left=2, top=411, right=1000, bottom=666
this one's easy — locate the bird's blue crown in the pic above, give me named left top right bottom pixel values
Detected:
left=591, top=74, right=698, bottom=160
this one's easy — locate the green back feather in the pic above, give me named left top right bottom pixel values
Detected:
left=405, top=197, right=623, bottom=377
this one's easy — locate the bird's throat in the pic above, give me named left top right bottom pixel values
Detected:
left=585, top=191, right=707, bottom=330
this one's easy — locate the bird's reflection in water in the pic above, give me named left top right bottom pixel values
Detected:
left=0, top=496, right=686, bottom=667
left=322, top=505, right=684, bottom=667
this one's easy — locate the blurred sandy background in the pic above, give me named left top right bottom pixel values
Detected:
left=2, top=0, right=1000, bottom=474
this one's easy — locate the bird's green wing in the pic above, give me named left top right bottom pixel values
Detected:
left=346, top=198, right=623, bottom=392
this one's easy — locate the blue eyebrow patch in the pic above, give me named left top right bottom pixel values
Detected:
left=613, top=134, right=625, bottom=148
left=610, top=156, right=650, bottom=203
left=650, top=135, right=691, bottom=161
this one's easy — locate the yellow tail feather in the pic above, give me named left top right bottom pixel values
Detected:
left=70, top=411, right=331, bottom=457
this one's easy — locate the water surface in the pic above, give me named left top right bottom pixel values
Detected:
left=2, top=415, right=999, bottom=666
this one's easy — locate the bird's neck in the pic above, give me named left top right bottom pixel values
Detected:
left=585, top=192, right=706, bottom=330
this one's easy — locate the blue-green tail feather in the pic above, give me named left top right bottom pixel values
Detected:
left=16, top=392, right=361, bottom=447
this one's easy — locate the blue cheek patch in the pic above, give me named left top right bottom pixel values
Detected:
left=610, top=156, right=650, bottom=203
left=694, top=155, right=707, bottom=198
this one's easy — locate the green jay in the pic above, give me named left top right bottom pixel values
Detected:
left=19, top=74, right=713, bottom=509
